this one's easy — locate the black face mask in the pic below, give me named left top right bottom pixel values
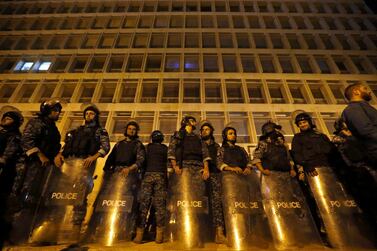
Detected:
left=361, top=92, right=372, bottom=102
left=126, top=133, right=138, bottom=140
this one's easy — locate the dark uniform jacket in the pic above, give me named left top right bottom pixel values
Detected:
left=205, top=139, right=220, bottom=173
left=22, top=116, right=61, bottom=161
left=291, top=129, right=334, bottom=172
left=62, top=122, right=110, bottom=158
left=104, top=138, right=145, bottom=172
left=217, top=143, right=252, bottom=171
left=342, top=101, right=377, bottom=166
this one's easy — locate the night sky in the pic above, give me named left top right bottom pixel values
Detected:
left=364, top=0, right=377, bottom=13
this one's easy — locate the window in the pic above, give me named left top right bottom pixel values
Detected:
left=0, top=83, right=17, bottom=102
left=297, top=56, right=313, bottom=73
left=140, top=80, right=158, bottom=103
left=145, top=55, right=162, bottom=72
left=202, top=33, right=217, bottom=48
left=217, top=16, right=230, bottom=28
left=99, top=80, right=116, bottom=103
left=139, top=16, right=154, bottom=28
left=263, top=16, right=276, bottom=29
left=99, top=34, right=115, bottom=48
left=319, top=35, right=334, bottom=49
left=155, top=16, right=169, bottom=28
left=278, top=17, right=291, bottom=29
left=303, top=34, right=317, bottom=49
left=223, top=54, right=239, bottom=72
left=162, top=79, right=179, bottom=103
left=268, top=85, right=285, bottom=103
left=309, top=17, right=322, bottom=29
left=184, top=54, right=199, bottom=72
left=150, top=33, right=166, bottom=48
left=206, top=112, right=225, bottom=142
left=215, top=2, right=227, bottom=12
left=201, top=16, right=214, bottom=28
left=315, top=56, right=332, bottom=74
left=83, top=35, right=98, bottom=48
left=135, top=112, right=155, bottom=143
left=336, top=35, right=351, bottom=50
left=183, top=79, right=201, bottom=103
left=18, top=82, right=37, bottom=103
left=60, top=82, right=76, bottom=102
left=116, top=34, right=132, bottom=48
left=241, top=55, right=258, bottom=72
left=288, top=84, right=307, bottom=104
left=93, top=17, right=109, bottom=29
left=351, top=57, right=370, bottom=74
left=48, top=36, right=66, bottom=49
left=124, top=16, right=138, bottom=28
left=260, top=55, right=276, bottom=73
left=37, top=61, right=52, bottom=71
left=226, top=80, right=244, bottom=103
left=64, top=35, right=82, bottom=49
left=333, top=57, right=350, bottom=73
left=108, top=17, right=123, bottom=28
left=157, top=3, right=170, bottom=12
left=270, top=34, right=284, bottom=48
left=107, top=55, right=124, bottom=72
left=247, top=81, right=265, bottom=103
left=168, top=33, right=182, bottom=48
left=278, top=56, right=295, bottom=73
left=205, top=79, right=222, bottom=103
left=38, top=82, right=57, bottom=102
left=15, top=61, right=34, bottom=72
left=328, top=83, right=346, bottom=104
left=254, top=34, right=268, bottom=48
left=133, top=34, right=149, bottom=48
left=120, top=80, right=137, bottom=103
left=293, top=17, right=306, bottom=29
left=275, top=113, right=295, bottom=142
left=203, top=54, right=219, bottom=72
left=219, top=33, right=234, bottom=48
left=164, top=54, right=181, bottom=72
left=88, top=56, right=106, bottom=72
left=236, top=33, right=250, bottom=48
left=186, top=16, right=199, bottom=28
left=159, top=112, right=178, bottom=142
left=126, top=54, right=144, bottom=72
left=79, top=84, right=96, bottom=103
left=309, top=85, right=327, bottom=104
left=287, top=35, right=301, bottom=49
left=170, top=16, right=183, bottom=28
left=233, top=16, right=245, bottom=28
left=248, top=16, right=261, bottom=28
left=51, top=56, right=70, bottom=72
left=185, top=33, right=199, bottom=48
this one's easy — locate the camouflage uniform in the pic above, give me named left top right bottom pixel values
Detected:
left=20, top=115, right=61, bottom=206
left=205, top=139, right=225, bottom=228
left=62, top=122, right=110, bottom=226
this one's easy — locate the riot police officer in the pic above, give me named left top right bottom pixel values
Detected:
left=167, top=115, right=210, bottom=248
left=89, top=120, right=145, bottom=244
left=0, top=108, right=23, bottom=248
left=13, top=99, right=62, bottom=244
left=200, top=121, right=226, bottom=244
left=134, top=130, right=168, bottom=244
left=54, top=105, right=110, bottom=238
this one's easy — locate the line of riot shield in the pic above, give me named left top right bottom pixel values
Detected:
left=166, top=167, right=210, bottom=249
left=86, top=171, right=138, bottom=246
left=222, top=171, right=271, bottom=250
left=28, top=158, right=89, bottom=245
left=307, top=167, right=376, bottom=249
left=260, top=171, right=323, bottom=250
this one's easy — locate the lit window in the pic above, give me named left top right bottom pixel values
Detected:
left=38, top=62, right=51, bottom=71
left=21, top=62, right=34, bottom=71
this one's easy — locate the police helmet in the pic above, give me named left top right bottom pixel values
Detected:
left=261, top=121, right=282, bottom=136
left=294, top=112, right=313, bottom=127
left=83, top=105, right=100, bottom=118
left=151, top=130, right=164, bottom=143
left=40, top=99, right=62, bottom=116
left=200, top=121, right=215, bottom=132
left=2, top=111, right=24, bottom=128
left=180, top=115, right=196, bottom=128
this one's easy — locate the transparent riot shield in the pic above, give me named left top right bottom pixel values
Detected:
left=222, top=171, right=271, bottom=250
left=87, top=171, right=138, bottom=246
left=166, top=167, right=210, bottom=249
left=307, top=167, right=376, bottom=249
left=29, top=158, right=89, bottom=244
left=261, top=171, right=323, bottom=250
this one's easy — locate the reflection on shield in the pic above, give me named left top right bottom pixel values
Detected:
left=29, top=158, right=88, bottom=244
left=307, top=167, right=376, bottom=249
left=222, top=171, right=271, bottom=250
left=261, top=171, right=323, bottom=250
left=167, top=167, right=209, bottom=249
left=88, top=172, right=138, bottom=246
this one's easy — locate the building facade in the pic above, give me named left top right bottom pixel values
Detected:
left=0, top=0, right=376, bottom=147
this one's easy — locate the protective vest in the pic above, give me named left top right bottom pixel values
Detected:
left=261, top=143, right=291, bottom=171
left=63, top=125, right=100, bottom=158
left=223, top=145, right=248, bottom=170
left=208, top=143, right=219, bottom=173
left=145, top=143, right=168, bottom=173
left=113, top=140, right=139, bottom=166
left=176, top=134, right=203, bottom=163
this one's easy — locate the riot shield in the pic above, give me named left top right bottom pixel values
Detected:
left=166, top=167, right=210, bottom=249
left=307, top=167, right=376, bottom=249
left=260, top=171, right=323, bottom=250
left=29, top=158, right=89, bottom=244
left=87, top=171, right=138, bottom=246
left=222, top=171, right=271, bottom=250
